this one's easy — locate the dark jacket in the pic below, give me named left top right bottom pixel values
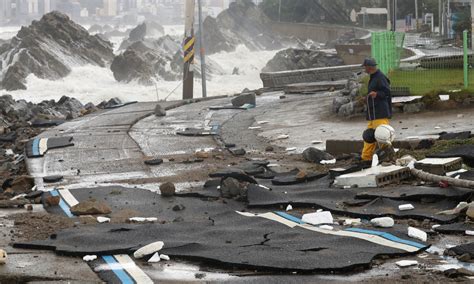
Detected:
left=366, top=69, right=392, bottom=121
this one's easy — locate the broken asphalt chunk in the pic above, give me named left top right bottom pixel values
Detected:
left=144, top=158, right=163, bottom=166
left=70, top=200, right=112, bottom=216
left=210, top=169, right=257, bottom=184
left=43, top=175, right=64, bottom=183
left=134, top=241, right=164, bottom=259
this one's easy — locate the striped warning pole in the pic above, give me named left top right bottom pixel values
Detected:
left=183, top=0, right=196, bottom=100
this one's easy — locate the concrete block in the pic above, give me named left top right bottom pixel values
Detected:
left=370, top=217, right=395, bottom=228
left=415, top=157, right=463, bottom=175
left=326, top=139, right=364, bottom=156
left=335, top=165, right=410, bottom=188
left=408, top=227, right=427, bottom=242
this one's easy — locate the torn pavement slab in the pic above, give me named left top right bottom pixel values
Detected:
left=25, top=137, right=74, bottom=158
left=14, top=211, right=428, bottom=273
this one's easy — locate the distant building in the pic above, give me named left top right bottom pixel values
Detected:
left=102, top=0, right=118, bottom=16
left=0, top=0, right=13, bottom=22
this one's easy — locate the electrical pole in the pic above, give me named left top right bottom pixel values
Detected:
left=198, top=0, right=207, bottom=98
left=471, top=0, right=474, bottom=47
left=415, top=0, right=419, bottom=31
left=439, top=0, right=442, bottom=34
left=183, top=0, right=195, bottom=100
left=387, top=0, right=392, bottom=30
left=278, top=0, right=281, bottom=22
left=392, top=0, right=397, bottom=31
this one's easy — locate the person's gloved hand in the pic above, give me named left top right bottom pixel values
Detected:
left=369, top=91, right=377, bottom=98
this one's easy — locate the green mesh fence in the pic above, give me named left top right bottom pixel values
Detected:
left=371, top=31, right=405, bottom=74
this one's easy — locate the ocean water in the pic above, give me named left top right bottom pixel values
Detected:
left=0, top=26, right=279, bottom=104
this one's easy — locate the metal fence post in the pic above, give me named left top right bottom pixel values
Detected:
left=464, top=29, right=469, bottom=88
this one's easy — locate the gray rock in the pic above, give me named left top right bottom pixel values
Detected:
left=262, top=48, right=344, bottom=72
left=154, top=104, right=166, bottom=117
left=332, top=96, right=351, bottom=113
left=403, top=102, right=425, bottom=113
left=0, top=12, right=114, bottom=91
left=104, top=97, right=122, bottom=108
left=220, top=177, right=247, bottom=198
left=302, top=147, right=334, bottom=163
left=160, top=182, right=176, bottom=197
left=231, top=93, right=256, bottom=107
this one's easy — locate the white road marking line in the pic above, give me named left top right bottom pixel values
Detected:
left=58, top=189, right=79, bottom=207
left=39, top=138, right=48, bottom=155
left=114, top=255, right=154, bottom=284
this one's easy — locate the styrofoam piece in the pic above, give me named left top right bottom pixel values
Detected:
left=417, top=157, right=462, bottom=165
left=466, top=230, right=474, bottom=236
left=257, top=121, right=269, bottom=125
left=5, top=149, right=13, bottom=156
left=129, top=217, right=158, bottom=222
left=399, top=204, right=415, bottom=211
left=335, top=165, right=409, bottom=188
left=396, top=260, right=418, bottom=267
left=286, top=147, right=296, bottom=152
left=83, top=255, right=97, bottom=262
left=432, top=224, right=441, bottom=230
left=134, top=241, right=164, bottom=259
left=439, top=94, right=450, bottom=101
left=370, top=217, right=395, bottom=228
left=160, top=254, right=170, bottom=261
left=408, top=227, right=427, bottom=242
left=302, top=211, right=333, bottom=225
left=320, top=159, right=336, bottom=165
left=276, top=134, right=289, bottom=140
left=344, top=218, right=362, bottom=226
left=97, top=217, right=110, bottom=223
left=148, top=252, right=161, bottom=263
left=286, top=204, right=293, bottom=211
left=248, top=126, right=261, bottom=130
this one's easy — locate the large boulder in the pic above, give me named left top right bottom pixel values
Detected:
left=119, top=21, right=165, bottom=50
left=263, top=48, right=344, bottom=72
left=0, top=12, right=114, bottom=91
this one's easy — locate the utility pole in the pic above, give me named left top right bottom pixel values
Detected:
left=183, top=0, right=195, bottom=100
left=198, top=0, right=207, bottom=98
left=387, top=0, right=392, bottom=30
left=471, top=0, right=474, bottom=47
left=392, top=0, right=397, bottom=31
left=439, top=0, right=442, bottom=34
left=415, top=0, right=419, bottom=31
left=278, top=0, right=281, bottom=22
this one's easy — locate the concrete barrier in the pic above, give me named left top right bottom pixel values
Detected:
left=260, top=65, right=362, bottom=88
left=270, top=22, right=368, bottom=43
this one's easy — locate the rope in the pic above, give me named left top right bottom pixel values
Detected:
left=410, top=168, right=474, bottom=189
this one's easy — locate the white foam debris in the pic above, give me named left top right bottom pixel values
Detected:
left=432, top=224, right=441, bottom=230
left=134, top=241, right=164, bottom=259
left=257, top=121, right=269, bottom=125
left=396, top=260, right=418, bottom=267
left=370, top=217, right=395, bottom=228
left=371, top=154, right=379, bottom=168
left=408, top=227, right=427, bottom=242
left=248, top=126, right=261, bottom=130
left=97, top=217, right=110, bottom=223
left=311, top=140, right=323, bottom=144
left=83, top=255, right=97, bottom=262
left=160, top=254, right=170, bottom=261
left=466, top=230, right=474, bottom=236
left=320, top=159, right=336, bottom=165
left=129, top=217, right=158, bottom=223
left=302, top=211, right=333, bottom=225
left=5, top=149, right=13, bottom=156
left=434, top=126, right=441, bottom=129
left=286, top=147, right=296, bottom=152
left=399, top=204, right=415, bottom=211
left=286, top=204, right=293, bottom=211
left=148, top=252, right=161, bottom=263
left=344, top=218, right=362, bottom=226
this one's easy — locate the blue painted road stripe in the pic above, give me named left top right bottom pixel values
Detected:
left=345, top=228, right=426, bottom=249
left=102, top=256, right=135, bottom=284
left=276, top=211, right=426, bottom=249
left=50, top=190, right=74, bottom=218
left=32, top=138, right=40, bottom=156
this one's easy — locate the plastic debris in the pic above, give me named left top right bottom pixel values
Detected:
left=248, top=126, right=261, bottom=130
left=257, top=121, right=269, bottom=125
left=134, top=241, right=164, bottom=259
left=97, top=217, right=110, bottom=223
left=465, top=230, right=474, bottom=236
left=370, top=217, right=395, bottom=228
left=276, top=135, right=289, bottom=140
left=432, top=224, right=441, bottom=230
left=83, top=255, right=97, bottom=262
left=302, top=211, right=333, bottom=225
left=148, top=252, right=161, bottom=263
left=319, top=225, right=334, bottom=230
left=396, top=260, right=418, bottom=267
left=320, top=159, right=336, bottom=165
left=286, top=147, right=297, bottom=152
left=160, top=254, right=170, bottom=261
left=286, top=204, right=293, bottom=211
left=129, top=217, right=158, bottom=223
left=5, top=149, right=14, bottom=156
left=399, top=204, right=415, bottom=211
left=408, top=227, right=427, bottom=242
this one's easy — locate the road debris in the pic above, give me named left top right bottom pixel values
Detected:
left=134, top=241, right=164, bottom=259
left=302, top=211, right=333, bottom=225
left=399, top=204, right=415, bottom=211
left=396, top=260, right=418, bottom=268
left=83, top=255, right=97, bottom=262
left=408, top=227, right=428, bottom=242
left=370, top=217, right=394, bottom=228
left=0, top=249, right=6, bottom=264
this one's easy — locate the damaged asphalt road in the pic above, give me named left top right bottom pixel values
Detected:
left=6, top=92, right=474, bottom=282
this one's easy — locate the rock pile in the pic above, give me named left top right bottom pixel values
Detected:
left=262, top=48, right=344, bottom=72
left=202, top=0, right=282, bottom=54
left=332, top=75, right=365, bottom=117
left=0, top=11, right=114, bottom=90
left=119, top=21, right=165, bottom=50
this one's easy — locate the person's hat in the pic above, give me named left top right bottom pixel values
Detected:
left=362, top=58, right=377, bottom=67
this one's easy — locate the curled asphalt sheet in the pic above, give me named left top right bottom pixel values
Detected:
left=434, top=222, right=474, bottom=234
left=42, top=186, right=244, bottom=222
left=428, top=145, right=474, bottom=167
left=447, top=242, right=474, bottom=258
left=247, top=177, right=460, bottom=223
left=355, top=186, right=473, bottom=201
left=25, top=137, right=74, bottom=158
left=14, top=210, right=427, bottom=272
